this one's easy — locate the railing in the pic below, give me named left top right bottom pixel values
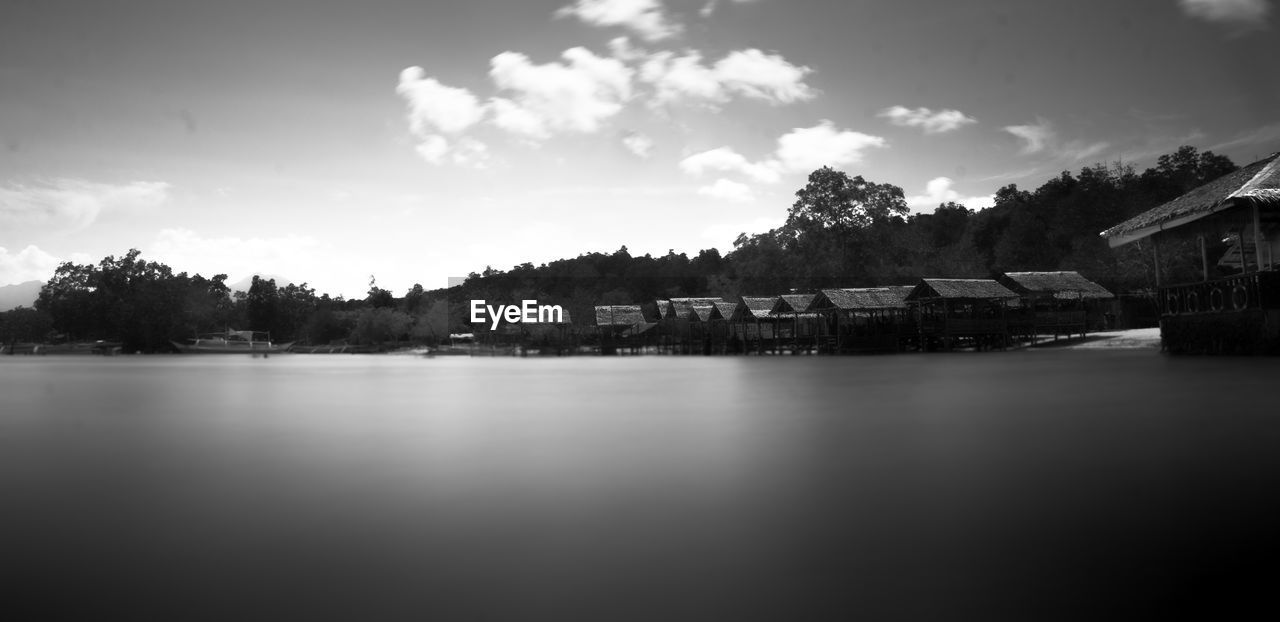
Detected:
left=920, top=318, right=1007, bottom=335
left=1159, top=272, right=1279, bottom=316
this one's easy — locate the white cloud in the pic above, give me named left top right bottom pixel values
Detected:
left=906, top=177, right=995, bottom=213
left=0, top=245, right=61, bottom=286
left=0, top=179, right=170, bottom=231
left=700, top=0, right=756, bottom=18
left=1060, top=141, right=1111, bottom=162
left=714, top=49, right=814, bottom=104
left=641, top=51, right=724, bottom=106
left=697, top=178, right=754, bottom=202
left=681, top=121, right=886, bottom=188
left=879, top=106, right=977, bottom=134
left=412, top=134, right=487, bottom=169
left=146, top=229, right=367, bottom=298
left=640, top=48, right=814, bottom=108
left=773, top=120, right=886, bottom=172
left=395, top=68, right=490, bottom=166
left=1003, top=118, right=1109, bottom=162
left=1209, top=121, right=1280, bottom=152
left=413, top=135, right=450, bottom=164
left=449, top=137, right=491, bottom=168
left=556, top=0, right=681, bottom=42
left=607, top=36, right=646, bottom=61
left=1179, top=0, right=1270, bottom=26
left=1004, top=119, right=1054, bottom=154
left=679, top=147, right=781, bottom=183
left=396, top=67, right=486, bottom=135
left=622, top=131, right=654, bottom=158
left=488, top=47, right=633, bottom=137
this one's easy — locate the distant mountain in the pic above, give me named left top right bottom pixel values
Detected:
left=228, top=274, right=293, bottom=293
left=0, top=280, right=43, bottom=311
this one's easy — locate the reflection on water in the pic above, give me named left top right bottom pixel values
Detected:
left=3, top=352, right=1279, bottom=620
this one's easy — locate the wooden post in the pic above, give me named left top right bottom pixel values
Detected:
left=1253, top=202, right=1264, bottom=273
left=1152, top=237, right=1162, bottom=288
left=1199, top=235, right=1209, bottom=282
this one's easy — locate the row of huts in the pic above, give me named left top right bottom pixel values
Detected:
left=584, top=271, right=1114, bottom=354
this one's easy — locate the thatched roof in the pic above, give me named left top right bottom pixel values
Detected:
left=689, top=304, right=719, bottom=322
left=1101, top=152, right=1280, bottom=247
left=811, top=286, right=913, bottom=311
left=667, top=297, right=724, bottom=320
left=739, top=296, right=779, bottom=320
left=999, top=271, right=1113, bottom=300
left=654, top=299, right=672, bottom=319
left=713, top=301, right=739, bottom=320
left=775, top=293, right=816, bottom=314
left=594, top=305, right=647, bottom=327
left=905, top=278, right=1019, bottom=301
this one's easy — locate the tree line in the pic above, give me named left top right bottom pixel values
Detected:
left=1, top=145, right=1235, bottom=351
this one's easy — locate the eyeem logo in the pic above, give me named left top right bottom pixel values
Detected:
left=470, top=300, right=564, bottom=331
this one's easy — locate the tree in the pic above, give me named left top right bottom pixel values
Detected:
left=244, top=275, right=279, bottom=333
left=366, top=275, right=394, bottom=308
left=351, top=307, right=412, bottom=346
left=1, top=307, right=54, bottom=351
left=787, top=166, right=907, bottom=232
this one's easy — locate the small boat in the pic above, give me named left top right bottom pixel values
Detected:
left=171, top=330, right=292, bottom=354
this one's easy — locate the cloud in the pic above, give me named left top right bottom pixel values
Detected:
left=714, top=49, right=814, bottom=104
left=1208, top=120, right=1280, bottom=152
left=0, top=179, right=170, bottom=231
left=679, top=147, right=782, bottom=183
left=906, top=177, right=995, bottom=213
left=556, top=0, right=681, bottom=42
left=396, top=68, right=490, bottom=166
left=396, top=67, right=486, bottom=135
left=1004, top=118, right=1109, bottom=162
left=1178, top=0, right=1270, bottom=26
left=681, top=121, right=887, bottom=187
left=640, top=48, right=814, bottom=108
left=622, top=131, right=654, bottom=158
left=773, top=120, right=886, bottom=171
left=488, top=47, right=633, bottom=137
left=0, top=245, right=61, bottom=286
left=146, top=228, right=368, bottom=297
left=700, top=0, right=757, bottom=18
left=697, top=178, right=754, bottom=202
left=879, top=106, right=977, bottom=134
left=1004, top=120, right=1054, bottom=154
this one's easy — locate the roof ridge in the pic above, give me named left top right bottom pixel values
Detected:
left=1232, top=153, right=1280, bottom=198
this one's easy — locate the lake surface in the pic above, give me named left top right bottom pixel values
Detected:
left=3, top=351, right=1279, bottom=620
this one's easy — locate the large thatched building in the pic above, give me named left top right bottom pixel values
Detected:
left=1101, top=152, right=1280, bottom=353
left=905, top=278, right=1020, bottom=350
left=998, top=271, right=1113, bottom=340
left=806, top=286, right=915, bottom=352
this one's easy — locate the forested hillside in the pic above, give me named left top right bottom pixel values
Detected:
left=0, top=146, right=1236, bottom=350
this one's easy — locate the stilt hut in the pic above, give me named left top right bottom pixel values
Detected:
left=654, top=299, right=675, bottom=351
left=905, top=279, right=1020, bottom=351
left=997, top=272, right=1113, bottom=342
left=661, top=297, right=723, bottom=353
left=594, top=305, right=652, bottom=354
left=773, top=294, right=819, bottom=353
left=686, top=304, right=725, bottom=354
left=713, top=301, right=743, bottom=353
left=1101, top=152, right=1280, bottom=353
left=807, top=286, right=915, bottom=353
left=738, top=296, right=781, bottom=353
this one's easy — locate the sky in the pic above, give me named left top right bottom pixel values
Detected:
left=2, top=0, right=1279, bottom=298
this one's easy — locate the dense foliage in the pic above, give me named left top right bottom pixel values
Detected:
left=1, top=145, right=1236, bottom=349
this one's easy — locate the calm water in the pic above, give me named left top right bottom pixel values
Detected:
left=3, top=351, right=1279, bottom=620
